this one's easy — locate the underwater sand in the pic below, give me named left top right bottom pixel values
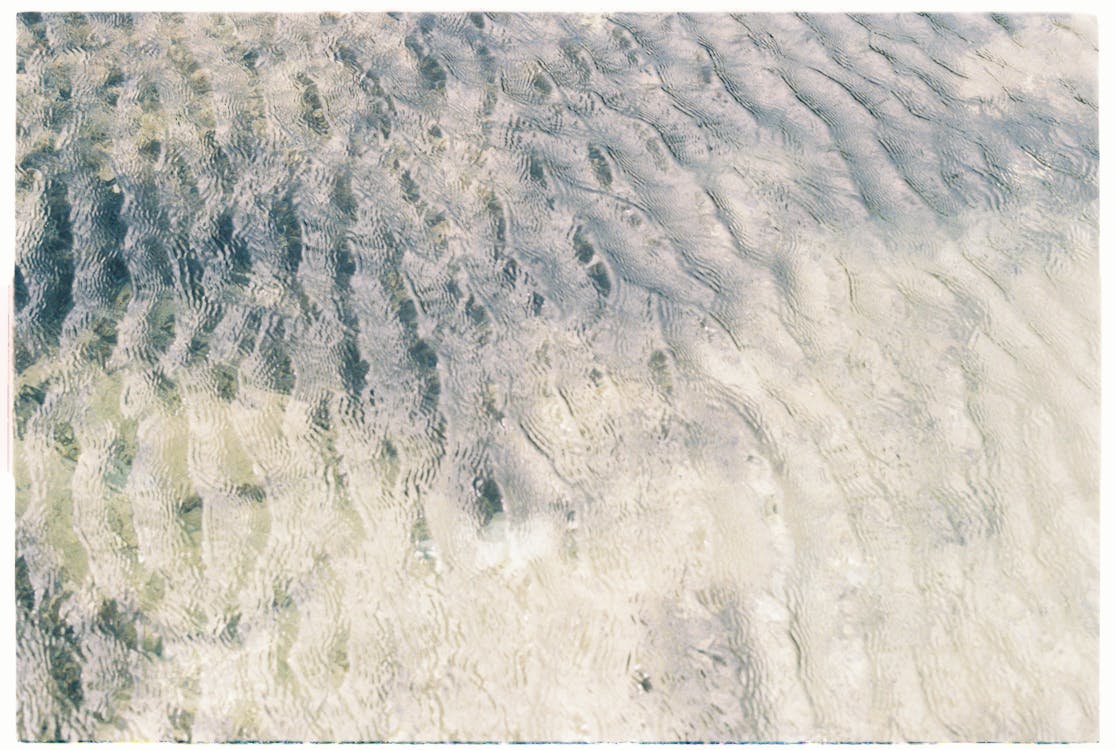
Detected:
left=13, top=12, right=1098, bottom=742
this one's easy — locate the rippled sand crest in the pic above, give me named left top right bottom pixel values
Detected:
left=13, top=12, right=1097, bottom=742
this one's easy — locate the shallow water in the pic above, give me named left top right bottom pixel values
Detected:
left=13, top=12, right=1098, bottom=742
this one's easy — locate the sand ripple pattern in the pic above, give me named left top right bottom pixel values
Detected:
left=14, top=12, right=1097, bottom=742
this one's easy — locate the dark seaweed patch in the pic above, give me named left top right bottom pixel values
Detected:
left=396, top=298, right=419, bottom=329
left=419, top=56, right=447, bottom=93
left=88, top=317, right=118, bottom=366
left=235, top=484, right=266, bottom=504
left=475, top=476, right=504, bottom=525
left=96, top=598, right=138, bottom=651
left=37, top=179, right=76, bottom=344
left=485, top=193, right=507, bottom=251
left=331, top=171, right=357, bottom=217
left=310, top=397, right=331, bottom=433
left=271, top=193, right=303, bottom=276
left=409, top=339, right=438, bottom=370
left=532, top=73, right=552, bottom=96
left=400, top=170, right=420, bottom=204
left=137, top=80, right=160, bottom=113
left=103, top=434, right=136, bottom=492
left=185, top=312, right=222, bottom=366
left=212, top=363, right=239, bottom=401
left=528, top=155, right=547, bottom=185
left=147, top=305, right=175, bottom=356
left=262, top=340, right=295, bottom=395
left=14, top=265, right=28, bottom=312
left=42, top=592, right=84, bottom=709
left=420, top=377, right=441, bottom=413
left=588, top=145, right=613, bottom=187
left=339, top=339, right=369, bottom=402
left=101, top=254, right=131, bottom=310
left=465, top=295, right=488, bottom=326
left=15, top=383, right=46, bottom=438
left=138, top=140, right=162, bottom=161
left=333, top=44, right=360, bottom=70
left=15, top=556, right=35, bottom=612
left=573, top=226, right=595, bottom=264
left=54, top=422, right=80, bottom=462
left=588, top=262, right=611, bottom=296
left=203, top=130, right=233, bottom=186
left=222, top=611, right=241, bottom=643
left=332, top=244, right=356, bottom=289
left=153, top=370, right=182, bottom=411
left=296, top=73, right=330, bottom=136
left=649, top=350, right=673, bottom=394
left=180, top=494, right=203, bottom=538
left=214, top=210, right=252, bottom=287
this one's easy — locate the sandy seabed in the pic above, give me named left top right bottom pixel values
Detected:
left=13, top=12, right=1098, bottom=742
